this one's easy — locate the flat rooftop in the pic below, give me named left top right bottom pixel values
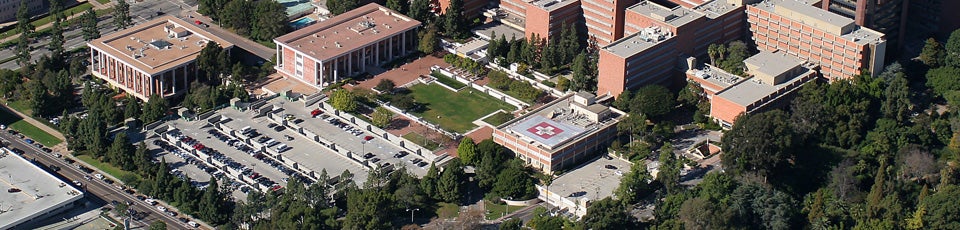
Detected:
left=275, top=3, right=421, bottom=61
left=473, top=22, right=525, bottom=41
left=501, top=94, right=623, bottom=150
left=716, top=65, right=814, bottom=106
left=0, top=148, right=84, bottom=228
left=548, top=156, right=632, bottom=204
left=508, top=115, right=588, bottom=149
left=693, top=0, right=742, bottom=18
left=753, top=0, right=883, bottom=45
left=89, top=16, right=234, bottom=75
left=743, top=51, right=802, bottom=78
left=628, top=1, right=704, bottom=28
left=688, top=64, right=744, bottom=89
left=602, top=26, right=673, bottom=58
left=526, top=0, right=580, bottom=12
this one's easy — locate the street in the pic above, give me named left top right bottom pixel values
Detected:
left=0, top=0, right=199, bottom=70
left=0, top=131, right=191, bottom=229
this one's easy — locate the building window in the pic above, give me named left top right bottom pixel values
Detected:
left=295, top=53, right=303, bottom=77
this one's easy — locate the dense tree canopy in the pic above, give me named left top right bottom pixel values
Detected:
left=721, top=110, right=798, bottom=178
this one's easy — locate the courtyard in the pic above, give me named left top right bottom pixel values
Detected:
left=408, top=84, right=516, bottom=134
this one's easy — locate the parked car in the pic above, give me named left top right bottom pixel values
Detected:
left=364, top=135, right=374, bottom=141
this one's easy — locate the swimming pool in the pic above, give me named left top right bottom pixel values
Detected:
left=290, top=17, right=316, bottom=29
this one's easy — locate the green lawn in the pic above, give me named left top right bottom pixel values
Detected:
left=431, top=71, right=466, bottom=89
left=435, top=202, right=460, bottom=219
left=76, top=154, right=139, bottom=182
left=96, top=0, right=111, bottom=4
left=402, top=132, right=441, bottom=150
left=482, top=111, right=515, bottom=127
left=484, top=200, right=523, bottom=220
left=0, top=108, right=62, bottom=146
left=409, top=84, right=514, bottom=133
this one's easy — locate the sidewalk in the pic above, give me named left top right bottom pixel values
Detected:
left=0, top=0, right=112, bottom=44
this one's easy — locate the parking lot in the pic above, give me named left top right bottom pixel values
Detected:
left=271, top=98, right=431, bottom=176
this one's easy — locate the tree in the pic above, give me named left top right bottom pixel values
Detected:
left=330, top=89, right=358, bottom=112
left=632, top=85, right=676, bottom=120
left=491, top=163, right=537, bottom=200
left=926, top=66, right=960, bottom=98
left=222, top=0, right=252, bottom=35
left=124, top=97, right=141, bottom=120
left=408, top=0, right=432, bottom=23
left=437, top=159, right=464, bottom=203
left=946, top=29, right=960, bottom=67
left=251, top=0, right=288, bottom=41
left=443, top=0, right=466, bottom=39
left=48, top=0, right=65, bottom=59
left=27, top=80, right=50, bottom=117
left=326, top=0, right=357, bottom=15
left=113, top=0, right=132, bottom=30
left=198, top=42, right=224, bottom=82
left=385, top=0, right=407, bottom=14
left=370, top=106, right=393, bottom=128
left=556, top=76, right=570, bottom=91
left=679, top=197, right=727, bottom=230
left=923, top=185, right=960, bottom=229
left=418, top=23, right=438, bottom=54
left=0, top=70, right=21, bottom=98
left=457, top=137, right=477, bottom=165
left=198, top=177, right=228, bottom=224
left=658, top=143, right=682, bottom=194
left=141, top=95, right=169, bottom=124
left=81, top=8, right=100, bottom=41
left=500, top=218, right=523, bottom=230
left=390, top=93, right=416, bottom=111
left=149, top=220, right=167, bottom=230
left=615, top=162, right=653, bottom=205
left=721, top=110, right=797, bottom=179
left=921, top=38, right=946, bottom=67
left=570, top=53, right=595, bottom=92
left=375, top=79, right=395, bottom=92
left=881, top=75, right=911, bottom=122
left=581, top=198, right=634, bottom=229
left=15, top=0, right=33, bottom=67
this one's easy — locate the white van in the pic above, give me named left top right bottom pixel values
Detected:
left=265, top=139, right=279, bottom=147
left=240, top=126, right=252, bottom=134
left=276, top=144, right=290, bottom=153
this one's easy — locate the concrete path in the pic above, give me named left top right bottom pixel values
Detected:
left=184, top=11, right=275, bottom=60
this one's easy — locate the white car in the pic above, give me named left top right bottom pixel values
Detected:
left=157, top=205, right=167, bottom=212
left=144, top=199, right=157, bottom=205
left=187, top=221, right=199, bottom=227
left=94, top=173, right=104, bottom=180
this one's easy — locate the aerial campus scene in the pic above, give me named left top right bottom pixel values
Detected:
left=0, top=0, right=958, bottom=228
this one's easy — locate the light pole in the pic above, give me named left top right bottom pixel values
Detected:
left=406, top=208, right=419, bottom=223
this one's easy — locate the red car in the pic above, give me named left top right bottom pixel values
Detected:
left=310, top=109, right=323, bottom=117
left=364, top=136, right=374, bottom=141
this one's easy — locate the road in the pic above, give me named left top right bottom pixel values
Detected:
left=185, top=11, right=275, bottom=60
left=0, top=132, right=191, bottom=229
left=0, top=0, right=201, bottom=70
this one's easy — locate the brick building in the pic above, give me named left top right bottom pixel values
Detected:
left=498, top=0, right=582, bottom=42
left=493, top=92, right=625, bottom=173
left=582, top=0, right=636, bottom=46
left=597, top=0, right=747, bottom=98
left=88, top=16, right=234, bottom=101
left=819, top=0, right=907, bottom=55
left=596, top=26, right=679, bottom=98
left=274, top=4, right=420, bottom=89
left=686, top=51, right=817, bottom=127
left=747, top=0, right=886, bottom=80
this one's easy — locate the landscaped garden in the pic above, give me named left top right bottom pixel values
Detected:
left=482, top=111, right=515, bottom=127
left=430, top=70, right=466, bottom=89
left=0, top=108, right=62, bottom=146
left=408, top=84, right=514, bottom=133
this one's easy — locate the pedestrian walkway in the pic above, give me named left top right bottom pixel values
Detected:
left=0, top=0, right=112, bottom=44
